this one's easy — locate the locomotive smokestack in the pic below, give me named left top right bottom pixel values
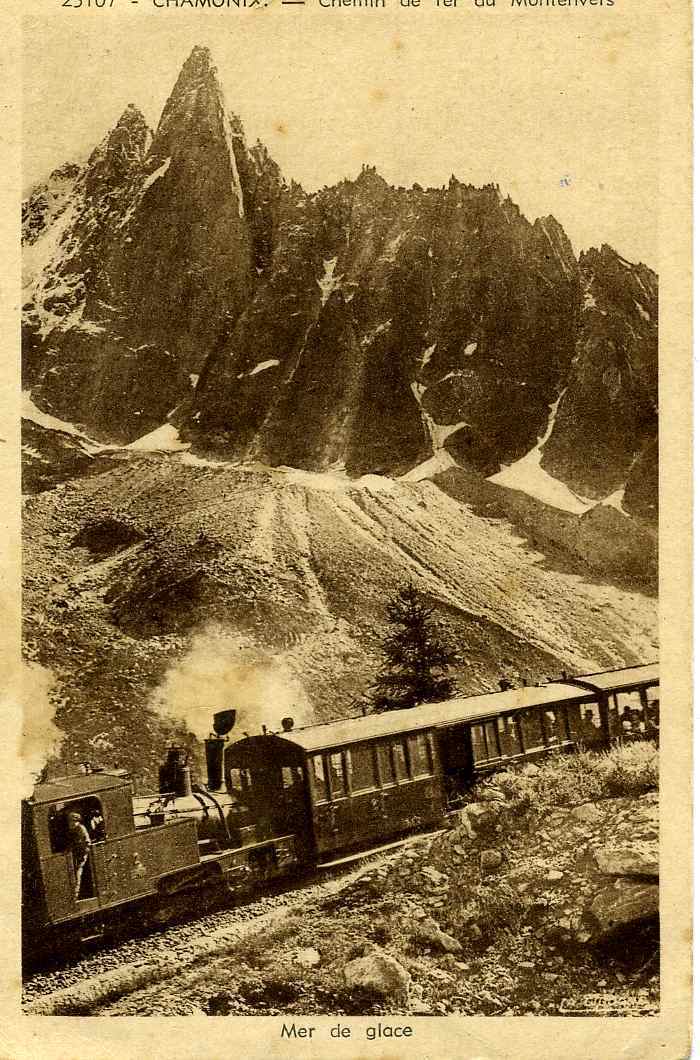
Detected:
left=205, top=736, right=225, bottom=792
left=205, top=709, right=236, bottom=791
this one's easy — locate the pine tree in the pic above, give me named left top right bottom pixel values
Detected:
left=372, top=584, right=458, bottom=712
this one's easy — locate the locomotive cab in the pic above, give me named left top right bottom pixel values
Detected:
left=225, top=736, right=310, bottom=847
left=22, top=770, right=201, bottom=957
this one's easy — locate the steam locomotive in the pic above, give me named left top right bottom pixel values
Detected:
left=22, top=662, right=659, bottom=962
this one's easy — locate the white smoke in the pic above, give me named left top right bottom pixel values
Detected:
left=150, top=625, right=312, bottom=740
left=20, top=661, right=63, bottom=798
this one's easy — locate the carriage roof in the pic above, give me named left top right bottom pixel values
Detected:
left=263, top=681, right=597, bottom=755
left=568, top=662, right=659, bottom=693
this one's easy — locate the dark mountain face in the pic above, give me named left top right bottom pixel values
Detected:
left=23, top=46, right=658, bottom=512
left=539, top=245, right=658, bottom=500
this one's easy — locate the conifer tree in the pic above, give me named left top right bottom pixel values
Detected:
left=372, top=583, right=458, bottom=712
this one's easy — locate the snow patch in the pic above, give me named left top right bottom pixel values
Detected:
left=179, top=452, right=228, bottom=468
left=249, top=359, right=280, bottom=377
left=600, top=488, right=629, bottom=516
left=401, top=449, right=457, bottom=482
left=221, top=106, right=245, bottom=219
left=22, top=202, right=77, bottom=293
left=538, top=219, right=571, bottom=276
left=189, top=374, right=200, bottom=388
left=126, top=423, right=190, bottom=453
left=75, top=319, right=106, bottom=335
left=410, top=381, right=464, bottom=449
left=489, top=391, right=595, bottom=514
left=431, top=419, right=467, bottom=449
left=634, top=300, right=651, bottom=323
left=420, top=344, right=436, bottom=369
left=22, top=445, right=46, bottom=461
left=362, top=320, right=392, bottom=347
left=382, top=232, right=406, bottom=262
left=21, top=391, right=107, bottom=451
left=464, top=342, right=477, bottom=357
left=143, top=157, right=171, bottom=190
left=317, top=258, right=339, bottom=306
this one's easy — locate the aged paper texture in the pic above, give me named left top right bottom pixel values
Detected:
left=0, top=0, right=691, bottom=1054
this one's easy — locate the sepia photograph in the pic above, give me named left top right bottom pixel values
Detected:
left=11, top=1, right=691, bottom=1053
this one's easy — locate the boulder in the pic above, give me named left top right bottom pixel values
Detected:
left=414, top=918, right=463, bottom=954
left=480, top=849, right=503, bottom=875
left=570, top=803, right=602, bottom=823
left=294, top=947, right=321, bottom=968
left=458, top=802, right=500, bottom=834
left=343, top=949, right=411, bottom=1002
left=585, top=879, right=659, bottom=941
left=593, top=846, right=659, bottom=879
left=421, top=866, right=448, bottom=886
left=206, top=992, right=234, bottom=1016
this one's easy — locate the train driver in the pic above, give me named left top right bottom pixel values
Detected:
left=67, top=811, right=92, bottom=900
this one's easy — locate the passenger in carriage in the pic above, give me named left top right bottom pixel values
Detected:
left=631, top=708, right=646, bottom=737
left=580, top=709, right=599, bottom=743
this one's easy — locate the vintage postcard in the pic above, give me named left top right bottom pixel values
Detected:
left=2, top=0, right=691, bottom=1054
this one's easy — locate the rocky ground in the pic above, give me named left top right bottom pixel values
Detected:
left=81, top=743, right=659, bottom=1018
left=23, top=452, right=657, bottom=788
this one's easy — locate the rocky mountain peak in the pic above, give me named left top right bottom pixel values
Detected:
left=154, top=43, right=228, bottom=151
left=353, top=164, right=389, bottom=192
left=84, top=104, right=151, bottom=197
left=180, top=43, right=215, bottom=80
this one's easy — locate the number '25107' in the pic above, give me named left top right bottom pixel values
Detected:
left=62, top=0, right=115, bottom=8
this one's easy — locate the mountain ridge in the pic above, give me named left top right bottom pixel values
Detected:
left=22, top=44, right=658, bottom=513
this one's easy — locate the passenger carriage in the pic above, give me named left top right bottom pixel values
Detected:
left=224, top=663, right=658, bottom=863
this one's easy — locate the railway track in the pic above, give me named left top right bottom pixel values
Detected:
left=23, top=830, right=438, bottom=1015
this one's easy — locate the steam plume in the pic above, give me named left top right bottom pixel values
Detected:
left=21, top=661, right=63, bottom=797
left=150, top=625, right=312, bottom=740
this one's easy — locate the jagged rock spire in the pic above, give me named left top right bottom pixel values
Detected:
left=84, top=103, right=151, bottom=196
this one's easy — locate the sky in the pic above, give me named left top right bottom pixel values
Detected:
left=22, top=5, right=658, bottom=266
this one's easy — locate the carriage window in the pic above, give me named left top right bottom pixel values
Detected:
left=407, top=733, right=432, bottom=777
left=573, top=703, right=602, bottom=740
left=377, top=742, right=395, bottom=785
left=542, top=710, right=563, bottom=745
left=393, top=739, right=409, bottom=781
left=484, top=722, right=500, bottom=758
left=646, top=689, right=660, bottom=722
left=471, top=724, right=490, bottom=763
left=519, top=710, right=546, bottom=751
left=311, top=755, right=328, bottom=804
left=229, top=767, right=251, bottom=799
left=499, top=715, right=522, bottom=756
left=615, top=690, right=643, bottom=712
left=474, top=721, right=501, bottom=761
left=348, top=745, right=377, bottom=792
left=282, top=766, right=303, bottom=790
left=328, top=752, right=346, bottom=798
left=613, top=689, right=647, bottom=735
